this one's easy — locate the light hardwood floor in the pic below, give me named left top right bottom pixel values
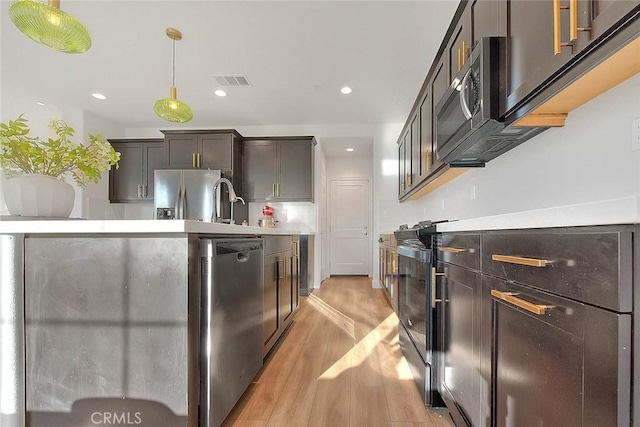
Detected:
left=223, top=276, right=455, bottom=427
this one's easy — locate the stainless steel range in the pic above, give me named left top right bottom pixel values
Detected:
left=394, top=220, right=446, bottom=407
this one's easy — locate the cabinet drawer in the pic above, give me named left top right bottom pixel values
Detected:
left=264, top=235, right=293, bottom=256
left=482, top=230, right=632, bottom=312
left=438, top=233, right=480, bottom=270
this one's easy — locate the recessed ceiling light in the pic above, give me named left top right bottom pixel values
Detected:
left=340, top=86, right=352, bottom=95
left=92, top=93, right=107, bottom=100
left=346, top=148, right=355, bottom=152
left=214, top=89, right=227, bottom=97
left=35, top=101, right=45, bottom=106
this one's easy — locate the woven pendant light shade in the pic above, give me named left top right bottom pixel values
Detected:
left=9, top=0, right=91, bottom=54
left=154, top=28, right=193, bottom=123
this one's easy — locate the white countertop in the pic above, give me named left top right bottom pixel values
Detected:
left=436, top=197, right=640, bottom=232
left=0, top=218, right=302, bottom=235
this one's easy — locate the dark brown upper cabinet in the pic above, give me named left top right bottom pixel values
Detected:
left=573, top=0, right=640, bottom=52
left=108, top=139, right=165, bottom=203
left=162, top=130, right=243, bottom=173
left=505, top=0, right=639, bottom=116
left=447, top=5, right=472, bottom=83
left=505, top=0, right=579, bottom=114
left=419, top=90, right=434, bottom=181
left=161, top=129, right=244, bottom=196
left=409, top=111, right=420, bottom=188
left=399, top=134, right=407, bottom=195
left=470, top=0, right=506, bottom=48
left=243, top=137, right=315, bottom=202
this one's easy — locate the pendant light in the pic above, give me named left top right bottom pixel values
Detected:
left=9, top=0, right=91, bottom=54
left=153, top=28, right=193, bottom=123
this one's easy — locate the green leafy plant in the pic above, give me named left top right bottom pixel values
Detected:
left=0, top=114, right=120, bottom=187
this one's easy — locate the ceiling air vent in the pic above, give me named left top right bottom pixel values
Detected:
left=213, top=75, right=251, bottom=87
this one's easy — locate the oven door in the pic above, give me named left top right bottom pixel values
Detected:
left=397, top=245, right=431, bottom=362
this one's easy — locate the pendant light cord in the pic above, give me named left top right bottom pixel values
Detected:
left=172, top=37, right=176, bottom=88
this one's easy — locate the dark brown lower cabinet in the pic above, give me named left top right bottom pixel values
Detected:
left=439, top=226, right=635, bottom=426
left=440, top=261, right=488, bottom=427
left=488, top=275, right=631, bottom=427
left=263, top=236, right=298, bottom=357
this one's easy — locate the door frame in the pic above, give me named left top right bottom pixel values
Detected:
left=327, top=177, right=373, bottom=276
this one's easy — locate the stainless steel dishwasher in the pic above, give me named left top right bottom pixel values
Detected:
left=200, top=238, right=264, bottom=427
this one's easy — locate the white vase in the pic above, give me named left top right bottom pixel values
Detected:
left=4, top=174, right=75, bottom=217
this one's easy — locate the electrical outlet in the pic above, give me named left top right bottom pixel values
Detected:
left=632, top=118, right=640, bottom=151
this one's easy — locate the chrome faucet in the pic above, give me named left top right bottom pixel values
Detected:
left=211, top=178, right=241, bottom=223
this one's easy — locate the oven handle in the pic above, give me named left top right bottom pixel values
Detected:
left=431, top=267, right=443, bottom=308
left=397, top=245, right=429, bottom=262
left=492, top=254, right=550, bottom=267
left=491, top=289, right=550, bottom=315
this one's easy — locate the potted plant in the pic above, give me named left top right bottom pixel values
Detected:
left=0, top=115, right=120, bottom=217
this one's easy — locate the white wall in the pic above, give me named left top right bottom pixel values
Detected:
left=326, top=155, right=372, bottom=179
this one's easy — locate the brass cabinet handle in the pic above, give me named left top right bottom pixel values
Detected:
left=196, top=153, right=201, bottom=168
left=492, top=254, right=549, bottom=267
left=137, top=184, right=142, bottom=198
left=570, top=0, right=578, bottom=41
left=142, top=185, right=148, bottom=198
left=406, top=173, right=412, bottom=186
left=272, top=183, right=277, bottom=197
left=457, top=46, right=462, bottom=71
left=553, top=0, right=570, bottom=54
left=275, top=259, right=284, bottom=281
left=424, top=151, right=431, bottom=172
left=438, top=246, right=468, bottom=254
left=283, top=257, right=288, bottom=282
left=461, top=39, right=467, bottom=66
left=552, top=0, right=592, bottom=53
left=192, top=153, right=197, bottom=168
left=569, top=0, right=591, bottom=41
left=491, top=290, right=549, bottom=315
left=553, top=0, right=562, bottom=54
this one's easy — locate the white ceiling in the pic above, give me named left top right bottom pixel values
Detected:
left=1, top=0, right=459, bottom=154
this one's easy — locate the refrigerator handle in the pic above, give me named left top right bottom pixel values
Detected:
left=182, top=186, right=187, bottom=219
left=175, top=186, right=183, bottom=219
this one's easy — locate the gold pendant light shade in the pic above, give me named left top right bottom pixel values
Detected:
left=154, top=28, right=193, bottom=123
left=9, top=0, right=91, bottom=54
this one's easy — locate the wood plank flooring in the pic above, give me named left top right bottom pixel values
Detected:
left=223, top=276, right=455, bottom=427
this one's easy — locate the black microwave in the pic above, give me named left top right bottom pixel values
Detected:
left=434, top=37, right=544, bottom=166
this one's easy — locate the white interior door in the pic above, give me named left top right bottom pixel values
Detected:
left=329, top=179, right=371, bottom=275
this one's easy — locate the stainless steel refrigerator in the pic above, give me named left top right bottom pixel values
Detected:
left=154, top=169, right=225, bottom=221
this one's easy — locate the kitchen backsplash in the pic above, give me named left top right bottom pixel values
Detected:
left=248, top=202, right=316, bottom=233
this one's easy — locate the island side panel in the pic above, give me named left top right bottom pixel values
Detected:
left=24, top=234, right=192, bottom=427
left=0, top=234, right=25, bottom=427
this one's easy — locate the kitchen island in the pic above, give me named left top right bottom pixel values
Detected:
left=0, top=219, right=301, bottom=427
